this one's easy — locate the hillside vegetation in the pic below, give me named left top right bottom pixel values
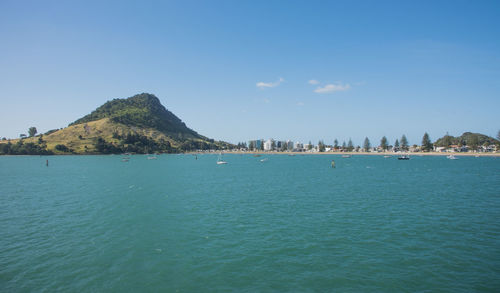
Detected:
left=70, top=93, right=202, bottom=140
left=434, top=132, right=499, bottom=148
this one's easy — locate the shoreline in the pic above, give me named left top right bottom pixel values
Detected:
left=217, top=151, right=500, bottom=157
left=0, top=151, right=499, bottom=157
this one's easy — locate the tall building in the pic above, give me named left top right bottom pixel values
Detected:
left=264, top=139, right=273, bottom=151
left=256, top=139, right=263, bottom=150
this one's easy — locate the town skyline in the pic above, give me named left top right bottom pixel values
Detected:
left=240, top=131, right=498, bottom=153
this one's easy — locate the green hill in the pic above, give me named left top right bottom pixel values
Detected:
left=70, top=93, right=202, bottom=140
left=1, top=93, right=233, bottom=155
left=434, top=132, right=499, bottom=148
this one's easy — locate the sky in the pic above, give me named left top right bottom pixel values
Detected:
left=0, top=0, right=499, bottom=146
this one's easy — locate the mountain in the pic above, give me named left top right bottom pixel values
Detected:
left=434, top=132, right=499, bottom=147
left=0, top=93, right=233, bottom=155
left=70, top=93, right=202, bottom=140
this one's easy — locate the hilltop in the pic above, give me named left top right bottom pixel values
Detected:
left=70, top=93, right=202, bottom=140
left=0, top=93, right=233, bottom=155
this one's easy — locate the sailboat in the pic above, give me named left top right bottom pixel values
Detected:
left=217, top=152, right=227, bottom=165
left=447, top=154, right=458, bottom=160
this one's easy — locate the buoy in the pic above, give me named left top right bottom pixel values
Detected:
left=46, top=160, right=49, bottom=167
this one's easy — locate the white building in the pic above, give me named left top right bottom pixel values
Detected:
left=264, top=139, right=273, bottom=151
left=294, top=141, right=303, bottom=150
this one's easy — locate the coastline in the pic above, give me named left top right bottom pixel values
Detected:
left=216, top=151, right=500, bottom=157
left=1, top=151, right=499, bottom=157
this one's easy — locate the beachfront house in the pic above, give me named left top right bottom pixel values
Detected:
left=434, top=146, right=447, bottom=152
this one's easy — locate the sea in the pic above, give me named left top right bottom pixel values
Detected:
left=1, top=154, right=499, bottom=292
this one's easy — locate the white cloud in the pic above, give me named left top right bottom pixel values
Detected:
left=308, top=79, right=319, bottom=85
left=297, top=102, right=304, bottom=106
left=256, top=77, right=284, bottom=89
left=264, top=98, right=271, bottom=103
left=314, top=83, right=351, bottom=94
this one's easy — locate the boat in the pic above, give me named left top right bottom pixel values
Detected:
left=383, top=155, right=391, bottom=158
left=341, top=154, right=351, bottom=158
left=217, top=153, right=227, bottom=165
left=447, top=154, right=458, bottom=160
left=253, top=154, right=262, bottom=157
left=398, top=154, right=410, bottom=160
left=260, top=158, right=268, bottom=162
left=147, top=156, right=157, bottom=160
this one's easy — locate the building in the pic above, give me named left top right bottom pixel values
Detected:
left=264, top=139, right=273, bottom=151
left=294, top=141, right=303, bottom=151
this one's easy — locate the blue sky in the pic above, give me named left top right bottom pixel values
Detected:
left=1, top=0, right=499, bottom=146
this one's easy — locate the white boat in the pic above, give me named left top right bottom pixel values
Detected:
left=260, top=158, right=268, bottom=162
left=217, top=153, right=227, bottom=164
left=147, top=156, right=157, bottom=160
left=398, top=154, right=410, bottom=160
left=341, top=154, right=351, bottom=158
left=447, top=155, right=458, bottom=160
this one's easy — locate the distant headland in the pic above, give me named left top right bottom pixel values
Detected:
left=0, top=93, right=233, bottom=155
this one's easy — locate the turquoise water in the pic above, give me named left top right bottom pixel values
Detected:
left=1, top=154, right=499, bottom=292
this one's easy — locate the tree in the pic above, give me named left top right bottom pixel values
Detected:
left=55, top=144, right=70, bottom=152
left=271, top=140, right=276, bottom=150
left=421, top=132, right=433, bottom=152
left=20, top=134, right=27, bottom=139
left=342, top=141, right=346, bottom=151
left=394, top=139, right=400, bottom=149
left=347, top=138, right=354, bottom=152
left=380, top=136, right=388, bottom=151
left=363, top=137, right=371, bottom=152
left=318, top=140, right=325, bottom=152
left=28, top=127, right=37, bottom=137
left=401, top=135, right=409, bottom=151
left=497, top=130, right=500, bottom=141
left=468, top=135, right=479, bottom=151
left=307, top=141, right=313, bottom=150
left=334, top=139, right=339, bottom=150
left=281, top=142, right=287, bottom=151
